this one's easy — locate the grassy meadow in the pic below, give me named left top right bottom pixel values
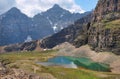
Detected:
left=0, top=50, right=120, bottom=79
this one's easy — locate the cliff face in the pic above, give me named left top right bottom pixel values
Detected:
left=88, top=26, right=120, bottom=54
left=93, top=0, right=120, bottom=22
left=88, top=0, right=120, bottom=54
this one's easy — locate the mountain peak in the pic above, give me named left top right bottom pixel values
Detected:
left=45, top=4, right=69, bottom=14
left=53, top=4, right=60, bottom=8
left=52, top=4, right=62, bottom=9
left=7, top=7, right=21, bottom=14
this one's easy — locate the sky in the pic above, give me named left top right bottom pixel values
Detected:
left=75, top=0, right=98, bottom=11
left=0, top=0, right=98, bottom=17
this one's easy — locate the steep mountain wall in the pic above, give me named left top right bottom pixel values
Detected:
left=88, top=0, right=120, bottom=54
left=93, top=0, right=120, bottom=22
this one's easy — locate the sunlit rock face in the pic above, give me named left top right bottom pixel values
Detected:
left=88, top=0, right=120, bottom=54
left=93, top=0, right=120, bottom=22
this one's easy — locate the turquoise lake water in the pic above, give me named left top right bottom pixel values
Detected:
left=37, top=56, right=110, bottom=71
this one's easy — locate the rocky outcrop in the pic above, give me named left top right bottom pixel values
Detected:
left=3, top=40, right=38, bottom=52
left=88, top=0, right=120, bottom=54
left=0, top=69, right=56, bottom=79
left=0, top=59, right=56, bottom=79
left=88, top=26, right=120, bottom=54
left=93, top=0, right=120, bottom=22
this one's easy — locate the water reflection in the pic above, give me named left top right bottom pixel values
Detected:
left=37, top=56, right=77, bottom=68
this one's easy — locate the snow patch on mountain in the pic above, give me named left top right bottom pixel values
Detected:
left=60, top=12, right=65, bottom=17
left=52, top=24, right=58, bottom=33
left=25, top=35, right=32, bottom=42
left=60, top=26, right=63, bottom=30
left=46, top=17, right=53, bottom=25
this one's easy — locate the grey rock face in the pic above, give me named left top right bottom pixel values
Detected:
left=40, top=13, right=92, bottom=48
left=0, top=7, right=31, bottom=45
left=0, top=4, right=90, bottom=46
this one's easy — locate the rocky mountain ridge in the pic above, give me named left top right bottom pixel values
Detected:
left=0, top=4, right=90, bottom=46
left=0, top=12, right=92, bottom=53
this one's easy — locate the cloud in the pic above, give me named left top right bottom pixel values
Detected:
left=0, top=0, right=85, bottom=17
left=0, top=0, right=16, bottom=15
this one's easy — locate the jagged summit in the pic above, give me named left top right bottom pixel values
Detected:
left=53, top=4, right=61, bottom=9
left=47, top=4, right=66, bottom=12
left=7, top=7, right=21, bottom=14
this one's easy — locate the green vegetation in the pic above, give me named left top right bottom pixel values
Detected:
left=93, top=19, right=120, bottom=29
left=0, top=50, right=57, bottom=73
left=104, top=20, right=120, bottom=29
left=66, top=56, right=110, bottom=72
left=0, top=50, right=119, bottom=79
left=0, top=50, right=57, bottom=62
left=44, top=67, right=102, bottom=79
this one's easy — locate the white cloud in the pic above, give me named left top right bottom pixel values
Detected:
left=15, top=0, right=85, bottom=17
left=0, top=0, right=85, bottom=17
left=0, top=0, right=16, bottom=15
